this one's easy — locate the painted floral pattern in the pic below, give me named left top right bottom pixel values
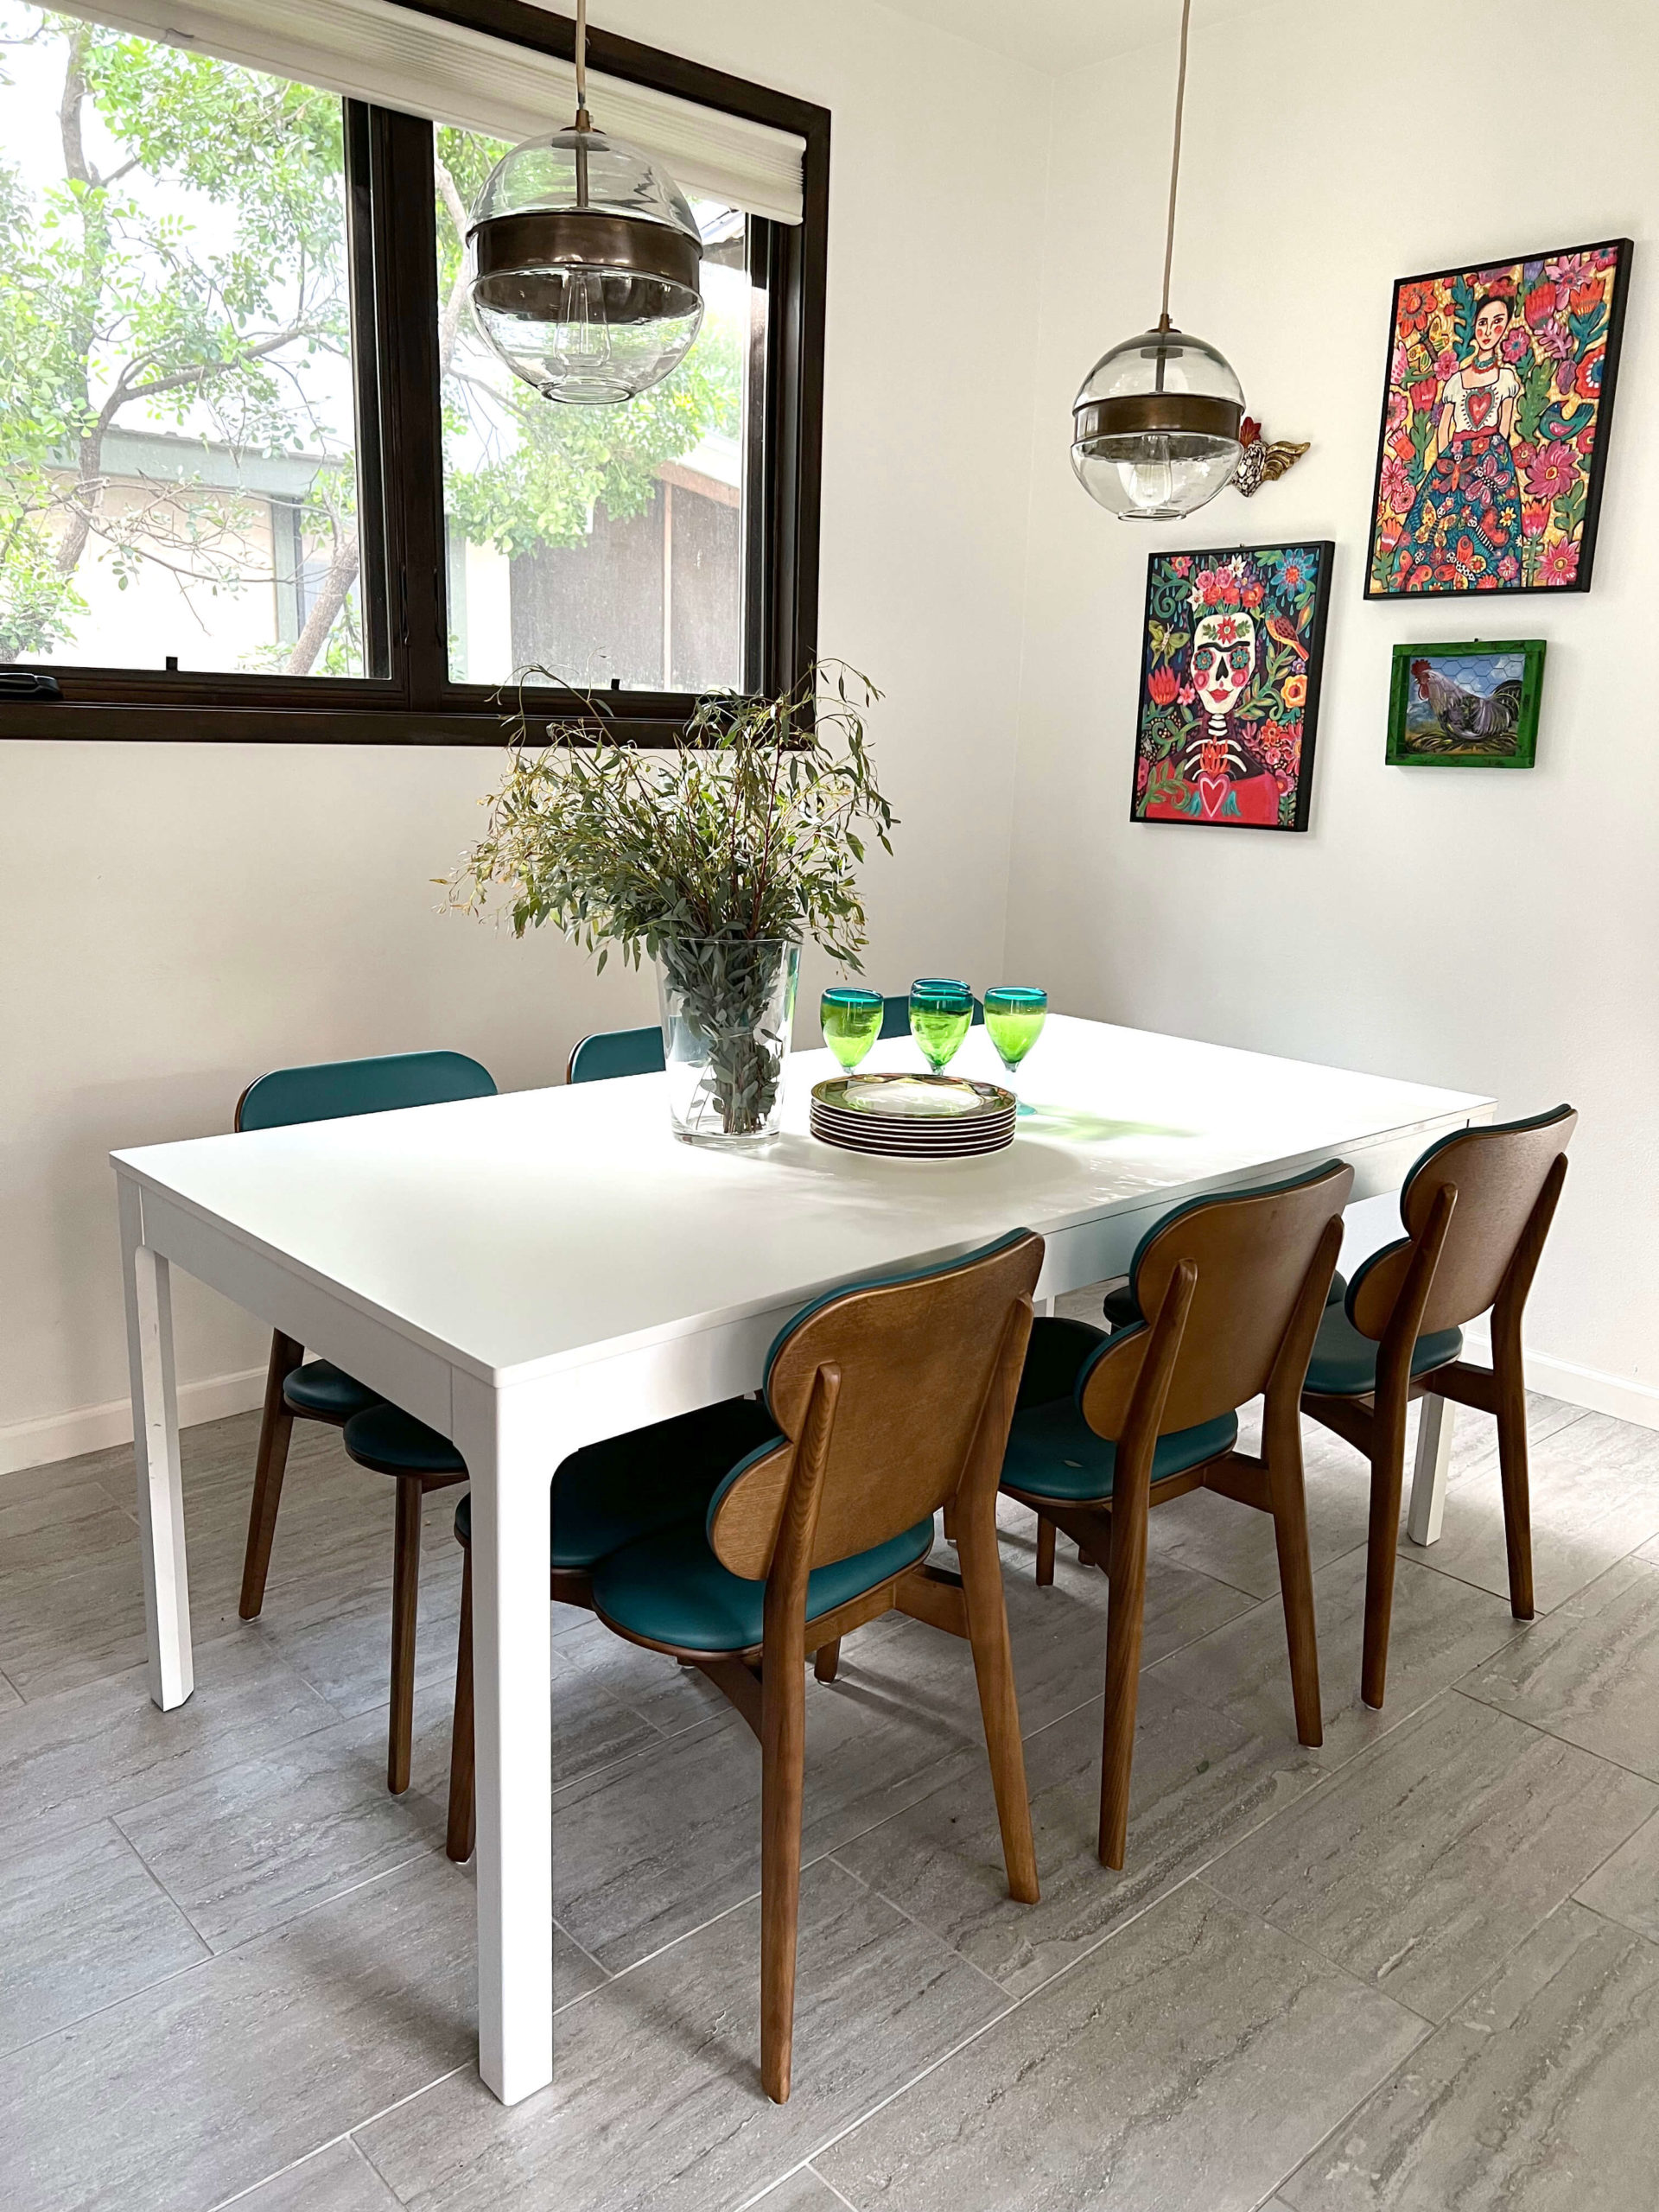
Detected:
left=1368, top=243, right=1626, bottom=596
left=1132, top=543, right=1331, bottom=832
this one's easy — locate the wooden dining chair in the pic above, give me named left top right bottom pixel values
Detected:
left=1001, top=1160, right=1353, bottom=1869
left=234, top=1048, right=496, bottom=1793
left=1300, top=1105, right=1576, bottom=1710
left=446, top=1228, right=1046, bottom=2104
left=566, top=1024, right=664, bottom=1083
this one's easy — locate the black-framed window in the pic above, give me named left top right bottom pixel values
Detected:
left=0, top=0, right=828, bottom=744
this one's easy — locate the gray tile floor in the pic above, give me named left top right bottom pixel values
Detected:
left=8, top=1295, right=1659, bottom=2211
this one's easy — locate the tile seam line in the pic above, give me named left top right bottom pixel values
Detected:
left=1450, top=1678, right=1659, bottom=1788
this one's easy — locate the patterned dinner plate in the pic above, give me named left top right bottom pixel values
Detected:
left=810, top=1073, right=1016, bottom=1123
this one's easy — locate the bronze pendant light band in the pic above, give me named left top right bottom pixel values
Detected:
left=1073, top=391, right=1243, bottom=446
left=470, top=210, right=702, bottom=296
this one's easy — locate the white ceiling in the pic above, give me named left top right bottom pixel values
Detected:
left=874, top=0, right=1270, bottom=75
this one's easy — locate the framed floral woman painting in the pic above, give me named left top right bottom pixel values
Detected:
left=1366, top=238, right=1632, bottom=598
left=1131, top=542, right=1334, bottom=831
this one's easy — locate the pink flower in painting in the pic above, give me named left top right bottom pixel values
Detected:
left=1387, top=391, right=1408, bottom=439
left=1525, top=442, right=1577, bottom=501
left=1391, top=341, right=1410, bottom=388
left=1502, top=325, right=1533, bottom=365
left=1547, top=252, right=1593, bottom=287
left=1521, top=501, right=1551, bottom=537
left=1539, top=537, right=1580, bottom=585
left=1177, top=683, right=1195, bottom=707
left=1434, top=347, right=1458, bottom=379
left=1497, top=553, right=1521, bottom=582
left=1170, top=556, right=1192, bottom=576
left=1535, top=316, right=1573, bottom=362
left=1379, top=454, right=1413, bottom=513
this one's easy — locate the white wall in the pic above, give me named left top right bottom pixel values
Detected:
left=0, top=0, right=1051, bottom=1466
left=1005, top=0, right=1659, bottom=1415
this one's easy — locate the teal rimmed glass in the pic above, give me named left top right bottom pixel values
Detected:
left=820, top=986, right=884, bottom=1072
left=984, top=985, right=1047, bottom=1112
left=909, top=976, right=974, bottom=1074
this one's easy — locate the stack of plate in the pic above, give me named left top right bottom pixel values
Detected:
left=810, top=1073, right=1017, bottom=1158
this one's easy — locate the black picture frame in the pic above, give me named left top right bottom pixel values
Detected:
left=1363, top=236, right=1632, bottom=601
left=1129, top=540, right=1335, bottom=835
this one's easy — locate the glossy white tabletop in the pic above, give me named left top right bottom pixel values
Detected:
left=112, top=1015, right=1490, bottom=1389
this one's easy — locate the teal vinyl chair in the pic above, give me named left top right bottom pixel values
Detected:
left=446, top=1229, right=1046, bottom=2104
left=1002, top=1161, right=1353, bottom=1868
left=1301, top=1106, right=1576, bottom=1709
left=567, top=1025, right=664, bottom=1083
left=235, top=1049, right=496, bottom=1793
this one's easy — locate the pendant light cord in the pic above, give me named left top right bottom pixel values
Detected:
left=575, top=0, right=588, bottom=117
left=1158, top=0, right=1192, bottom=330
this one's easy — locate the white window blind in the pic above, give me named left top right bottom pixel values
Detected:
left=60, top=0, right=806, bottom=223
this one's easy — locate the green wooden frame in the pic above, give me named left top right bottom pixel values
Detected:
left=1386, top=639, right=1546, bottom=769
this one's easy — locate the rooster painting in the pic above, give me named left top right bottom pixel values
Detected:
left=1389, top=642, right=1544, bottom=767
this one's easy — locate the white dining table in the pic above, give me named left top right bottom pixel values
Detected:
left=113, top=1014, right=1491, bottom=2103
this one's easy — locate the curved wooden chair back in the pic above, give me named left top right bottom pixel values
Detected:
left=709, top=1230, right=1044, bottom=1578
left=236, top=1049, right=496, bottom=1132
left=1348, top=1107, right=1577, bottom=1342
left=1079, top=1161, right=1354, bottom=1441
left=567, top=1024, right=666, bottom=1084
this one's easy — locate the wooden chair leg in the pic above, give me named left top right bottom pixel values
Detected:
left=1265, top=1437, right=1324, bottom=1748
left=1360, top=1437, right=1406, bottom=1711
left=812, top=1639, right=841, bottom=1683
left=239, top=1332, right=303, bottom=1620
left=956, top=1499, right=1039, bottom=1904
left=447, top=1542, right=476, bottom=1863
left=1495, top=1364, right=1535, bottom=1621
left=760, top=1644, right=806, bottom=2104
left=388, top=1475, right=424, bottom=1796
left=1099, top=1489, right=1149, bottom=1869
left=1034, top=1514, right=1056, bottom=1586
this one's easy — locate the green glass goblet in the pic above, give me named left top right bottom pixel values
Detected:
left=984, top=985, right=1047, bottom=1113
left=821, top=986, right=884, bottom=1073
left=909, top=976, right=974, bottom=1075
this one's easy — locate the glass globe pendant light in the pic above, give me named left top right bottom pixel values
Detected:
left=466, top=0, right=703, bottom=406
left=1071, top=0, right=1244, bottom=518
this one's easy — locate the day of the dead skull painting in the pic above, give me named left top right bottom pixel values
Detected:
left=1132, top=543, right=1333, bottom=834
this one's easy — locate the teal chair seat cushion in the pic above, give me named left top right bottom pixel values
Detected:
left=343, top=1402, right=467, bottom=1479
left=592, top=1511, right=937, bottom=1654
left=283, top=1361, right=379, bottom=1423
left=1001, top=1399, right=1238, bottom=1503
left=1304, top=1306, right=1463, bottom=1399
left=453, top=1397, right=782, bottom=1570
left=1103, top=1268, right=1347, bottom=1332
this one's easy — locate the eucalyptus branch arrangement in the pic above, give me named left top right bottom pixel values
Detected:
left=448, top=663, right=895, bottom=1137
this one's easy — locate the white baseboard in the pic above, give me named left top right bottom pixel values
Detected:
left=1519, top=1350, right=1659, bottom=1433
left=0, top=1365, right=267, bottom=1478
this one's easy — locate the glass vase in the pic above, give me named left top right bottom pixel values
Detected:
left=653, top=936, right=800, bottom=1145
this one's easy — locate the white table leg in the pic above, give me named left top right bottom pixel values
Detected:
left=118, top=1177, right=193, bottom=1711
left=1407, top=1392, right=1455, bottom=1547
left=453, top=1373, right=554, bottom=2105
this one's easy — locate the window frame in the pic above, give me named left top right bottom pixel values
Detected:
left=0, top=0, right=830, bottom=746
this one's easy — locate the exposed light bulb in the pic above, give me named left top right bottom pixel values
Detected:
left=551, top=269, right=613, bottom=373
